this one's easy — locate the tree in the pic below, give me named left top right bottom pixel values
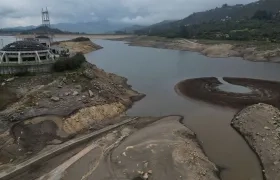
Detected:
left=222, top=4, right=228, bottom=8
left=180, top=25, right=190, bottom=38
left=252, top=10, right=272, bottom=20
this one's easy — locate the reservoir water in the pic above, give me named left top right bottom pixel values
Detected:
left=86, top=40, right=280, bottom=180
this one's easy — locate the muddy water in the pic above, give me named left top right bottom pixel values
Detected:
left=86, top=40, right=280, bottom=180
left=217, top=77, right=252, bottom=93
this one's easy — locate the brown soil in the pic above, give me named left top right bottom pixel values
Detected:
left=0, top=89, right=17, bottom=112
left=26, top=116, right=219, bottom=180
left=111, top=36, right=280, bottom=62
left=232, top=103, right=280, bottom=180
left=55, top=39, right=103, bottom=54
left=0, top=61, right=144, bottom=165
left=176, top=77, right=280, bottom=109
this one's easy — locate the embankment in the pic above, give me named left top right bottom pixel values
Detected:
left=0, top=58, right=144, bottom=165
left=110, top=36, right=280, bottom=63
left=232, top=103, right=280, bottom=180
left=54, top=37, right=103, bottom=54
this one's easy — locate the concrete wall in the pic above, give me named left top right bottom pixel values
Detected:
left=0, top=63, right=54, bottom=74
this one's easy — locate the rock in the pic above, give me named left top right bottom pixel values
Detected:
left=73, top=91, right=79, bottom=96
left=1, top=82, right=5, bottom=86
left=75, top=85, right=82, bottom=89
left=50, top=96, right=60, bottom=102
left=49, top=139, right=63, bottom=145
left=144, top=162, right=148, bottom=168
left=83, top=69, right=95, bottom=79
left=58, top=85, right=63, bottom=88
left=264, top=126, right=270, bottom=130
left=43, top=91, right=52, bottom=98
left=276, top=127, right=280, bottom=132
left=148, top=170, right=152, bottom=174
left=143, top=173, right=149, bottom=179
left=82, top=95, right=86, bottom=98
left=6, top=77, right=15, bottom=82
left=65, top=92, right=70, bottom=96
left=88, top=90, right=94, bottom=97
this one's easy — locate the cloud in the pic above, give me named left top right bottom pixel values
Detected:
left=0, top=0, right=256, bottom=27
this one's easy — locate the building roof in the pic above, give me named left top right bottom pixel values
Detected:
left=1, top=41, right=48, bottom=52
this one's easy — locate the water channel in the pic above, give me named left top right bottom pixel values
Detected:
left=86, top=40, right=280, bottom=180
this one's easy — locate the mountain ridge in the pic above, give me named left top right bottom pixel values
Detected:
left=136, top=0, right=280, bottom=35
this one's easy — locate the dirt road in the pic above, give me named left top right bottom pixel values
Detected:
left=37, top=116, right=219, bottom=180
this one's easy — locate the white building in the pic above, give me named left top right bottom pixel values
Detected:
left=0, top=40, right=54, bottom=65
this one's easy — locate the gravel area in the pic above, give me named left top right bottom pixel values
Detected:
left=232, top=103, right=280, bottom=180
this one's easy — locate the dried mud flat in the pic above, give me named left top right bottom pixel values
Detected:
left=176, top=77, right=280, bottom=108
left=176, top=77, right=280, bottom=179
left=232, top=103, right=280, bottom=180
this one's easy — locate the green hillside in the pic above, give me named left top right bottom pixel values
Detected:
left=181, top=0, right=280, bottom=25
left=136, top=0, right=280, bottom=37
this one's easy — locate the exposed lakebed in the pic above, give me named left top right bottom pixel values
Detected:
left=86, top=40, right=280, bottom=180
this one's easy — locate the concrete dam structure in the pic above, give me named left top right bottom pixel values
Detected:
left=0, top=40, right=55, bottom=75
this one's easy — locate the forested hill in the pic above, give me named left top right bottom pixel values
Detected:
left=136, top=0, right=280, bottom=35
left=0, top=26, right=74, bottom=35
left=181, top=0, right=280, bottom=25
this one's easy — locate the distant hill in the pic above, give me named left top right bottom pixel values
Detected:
left=115, top=25, right=147, bottom=34
left=136, top=0, right=280, bottom=35
left=180, top=0, right=280, bottom=25
left=1, top=26, right=36, bottom=31
left=20, top=26, right=66, bottom=34
left=0, top=26, right=69, bottom=35
left=52, top=20, right=134, bottom=34
left=1, top=20, right=144, bottom=34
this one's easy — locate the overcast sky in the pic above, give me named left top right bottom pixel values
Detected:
left=1, top=0, right=256, bottom=28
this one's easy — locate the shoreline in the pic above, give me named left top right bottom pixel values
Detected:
left=176, top=77, right=280, bottom=180
left=53, top=37, right=103, bottom=54
left=0, top=39, right=145, bottom=165
left=0, top=40, right=220, bottom=180
left=108, top=36, right=280, bottom=63
left=232, top=103, right=280, bottom=180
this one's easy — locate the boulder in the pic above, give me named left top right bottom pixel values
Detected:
left=88, top=90, right=94, bottom=97
left=73, top=91, right=79, bottom=96
left=50, top=96, right=60, bottom=102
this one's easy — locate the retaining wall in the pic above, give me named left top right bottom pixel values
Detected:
left=0, top=63, right=54, bottom=74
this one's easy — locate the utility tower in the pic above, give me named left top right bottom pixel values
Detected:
left=42, top=7, right=51, bottom=28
